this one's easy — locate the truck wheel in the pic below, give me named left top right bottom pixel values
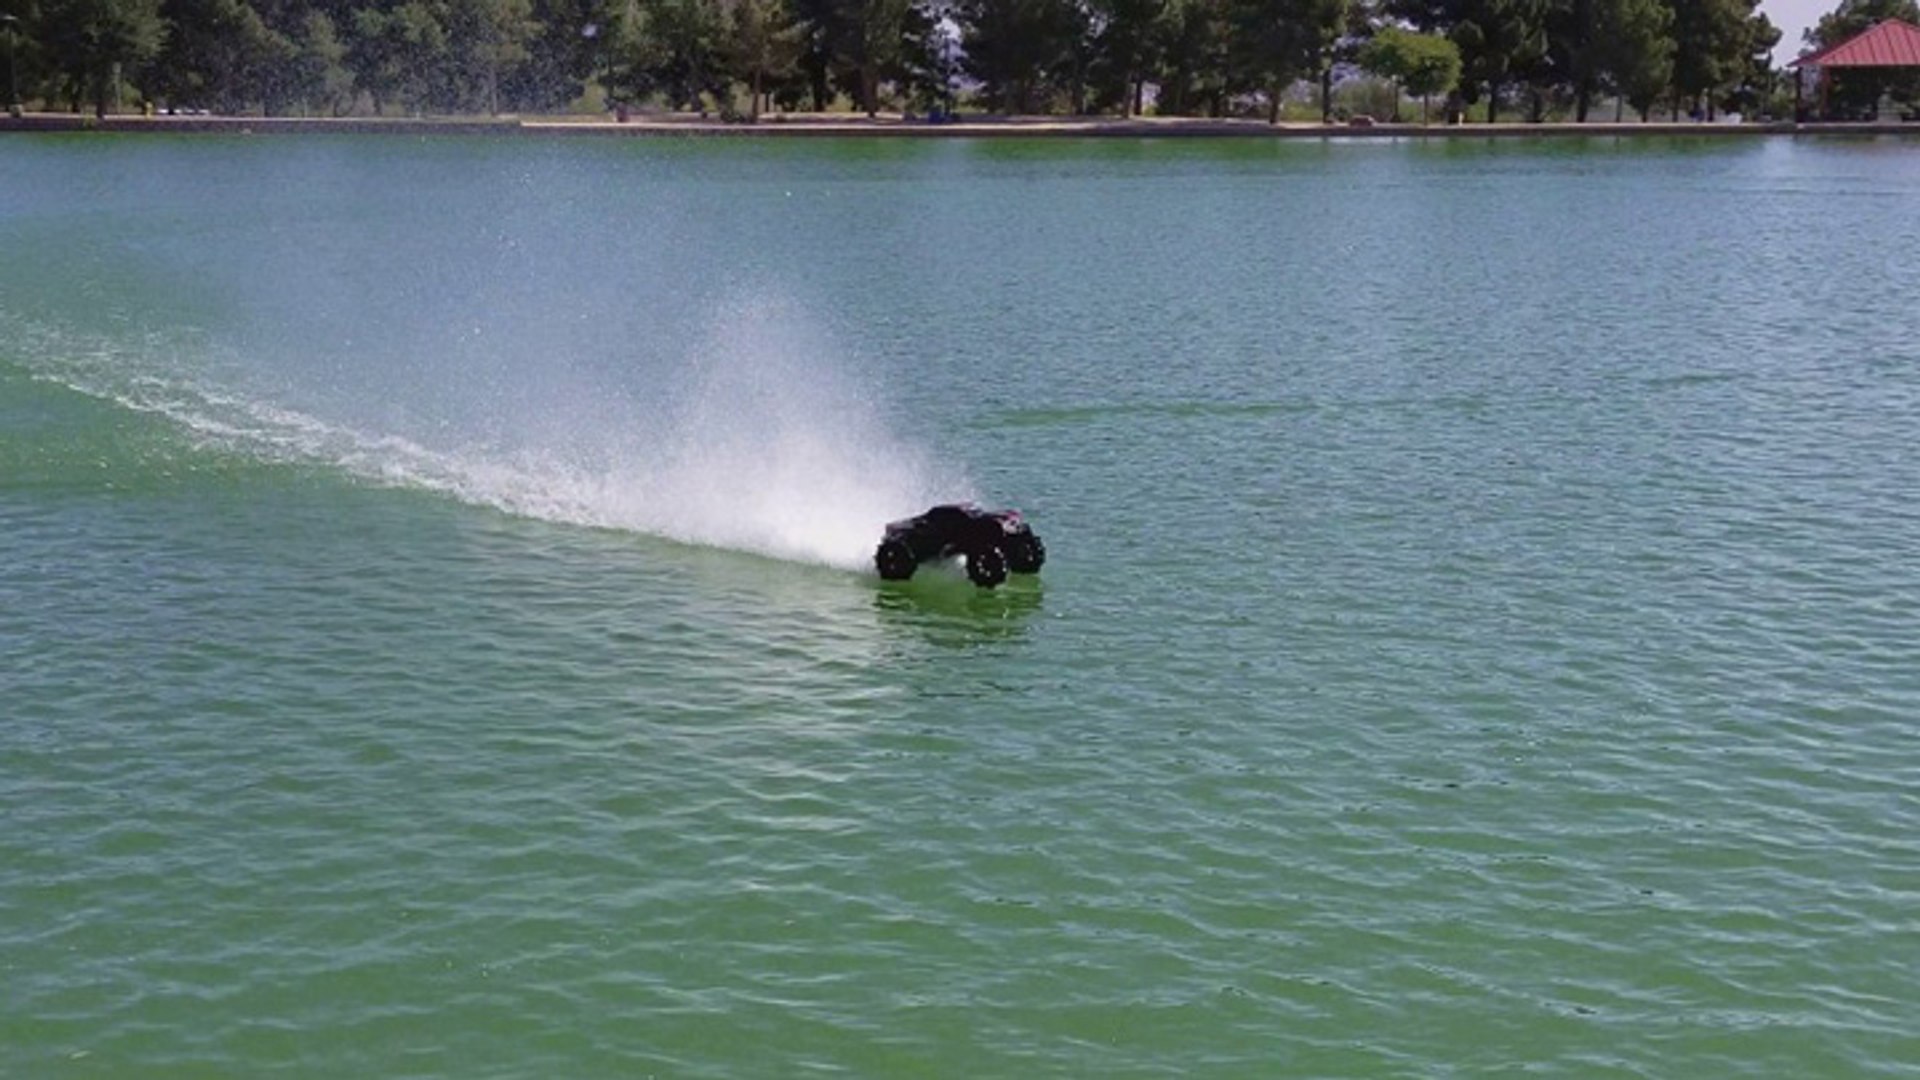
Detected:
left=875, top=539, right=916, bottom=580
left=966, top=545, right=1009, bottom=588
left=1006, top=532, right=1046, bottom=574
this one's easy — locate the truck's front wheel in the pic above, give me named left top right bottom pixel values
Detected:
left=876, top=539, right=917, bottom=580
left=966, top=545, right=1009, bottom=588
left=1006, top=532, right=1046, bottom=574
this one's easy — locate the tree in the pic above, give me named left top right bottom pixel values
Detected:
left=1670, top=0, right=1768, bottom=118
left=1058, top=0, right=1097, bottom=112
left=959, top=0, right=1078, bottom=113
left=151, top=0, right=282, bottom=111
left=849, top=0, right=915, bottom=114
left=1321, top=0, right=1372, bottom=121
left=283, top=9, right=355, bottom=114
left=1152, top=0, right=1230, bottom=114
left=596, top=0, right=644, bottom=103
left=892, top=0, right=955, bottom=111
left=1720, top=9, right=1774, bottom=115
left=502, top=0, right=611, bottom=111
left=5, top=0, right=49, bottom=109
left=37, top=0, right=166, bottom=115
left=721, top=0, right=801, bottom=116
left=1549, top=0, right=1674, bottom=121
left=1088, top=0, right=1166, bottom=115
left=1229, top=0, right=1344, bottom=123
left=1602, top=0, right=1672, bottom=118
left=350, top=1, right=448, bottom=114
left=633, top=0, right=725, bottom=109
left=443, top=0, right=539, bottom=113
left=778, top=0, right=832, bottom=108
left=1359, top=24, right=1458, bottom=120
left=1547, top=0, right=1603, bottom=119
left=1446, top=0, right=1546, bottom=121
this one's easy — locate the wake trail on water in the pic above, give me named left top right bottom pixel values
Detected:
left=4, top=298, right=969, bottom=570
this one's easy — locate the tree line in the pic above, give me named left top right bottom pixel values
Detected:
left=0, top=0, right=1909, bottom=123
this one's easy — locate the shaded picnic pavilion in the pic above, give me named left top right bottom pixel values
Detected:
left=1790, top=18, right=1920, bottom=120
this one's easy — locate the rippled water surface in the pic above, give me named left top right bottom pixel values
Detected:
left=4, top=134, right=1919, bottom=1076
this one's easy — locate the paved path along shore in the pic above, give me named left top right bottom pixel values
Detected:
left=4, top=110, right=1917, bottom=139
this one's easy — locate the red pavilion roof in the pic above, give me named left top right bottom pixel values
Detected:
left=1793, top=18, right=1920, bottom=67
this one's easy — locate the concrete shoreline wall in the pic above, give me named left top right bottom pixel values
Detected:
left=3, top=112, right=1916, bottom=139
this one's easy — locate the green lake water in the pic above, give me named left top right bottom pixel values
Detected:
left=3, top=133, right=1918, bottom=1076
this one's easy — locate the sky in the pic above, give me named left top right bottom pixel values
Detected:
left=1765, top=0, right=1836, bottom=64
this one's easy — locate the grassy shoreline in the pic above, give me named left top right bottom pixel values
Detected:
left=3, top=110, right=1915, bottom=138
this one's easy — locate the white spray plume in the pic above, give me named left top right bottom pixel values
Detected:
left=508, top=294, right=969, bottom=567
left=10, top=295, right=971, bottom=571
